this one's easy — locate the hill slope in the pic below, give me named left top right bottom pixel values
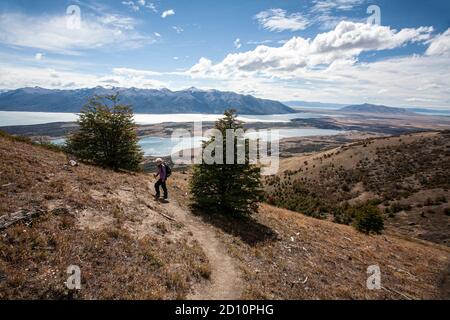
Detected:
left=0, top=134, right=214, bottom=299
left=171, top=173, right=450, bottom=300
left=341, top=103, right=416, bottom=115
left=0, top=87, right=295, bottom=115
left=1, top=134, right=449, bottom=299
left=265, top=131, right=450, bottom=246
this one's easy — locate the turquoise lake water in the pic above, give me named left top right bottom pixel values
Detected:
left=0, top=111, right=340, bottom=127
left=53, top=128, right=345, bottom=157
left=0, top=111, right=346, bottom=156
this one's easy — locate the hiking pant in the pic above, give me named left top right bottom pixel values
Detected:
left=155, top=179, right=168, bottom=199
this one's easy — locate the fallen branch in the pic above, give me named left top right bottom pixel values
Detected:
left=146, top=204, right=176, bottom=222
left=158, top=211, right=177, bottom=222
left=0, top=209, right=43, bottom=230
left=381, top=286, right=416, bottom=300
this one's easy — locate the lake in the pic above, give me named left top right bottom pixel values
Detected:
left=52, top=128, right=345, bottom=157
left=0, top=111, right=339, bottom=127
left=0, top=111, right=346, bottom=157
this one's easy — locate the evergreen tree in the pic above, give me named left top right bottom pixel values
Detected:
left=190, top=109, right=263, bottom=216
left=353, top=204, right=384, bottom=234
left=67, top=94, right=143, bottom=171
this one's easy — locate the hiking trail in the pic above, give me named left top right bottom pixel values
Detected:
left=161, top=199, right=243, bottom=300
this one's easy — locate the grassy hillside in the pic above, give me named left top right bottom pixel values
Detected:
left=0, top=134, right=210, bottom=299
left=170, top=173, right=450, bottom=300
left=265, top=131, right=450, bottom=245
left=1, top=132, right=449, bottom=300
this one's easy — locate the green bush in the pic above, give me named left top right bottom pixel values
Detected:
left=352, top=204, right=384, bottom=234
left=267, top=181, right=329, bottom=219
left=37, top=141, right=67, bottom=153
left=0, top=130, right=32, bottom=144
left=333, top=204, right=353, bottom=225
left=390, top=202, right=411, bottom=213
left=0, top=130, right=66, bottom=153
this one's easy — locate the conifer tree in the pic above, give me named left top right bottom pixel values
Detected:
left=190, top=109, right=263, bottom=216
left=67, top=94, right=143, bottom=171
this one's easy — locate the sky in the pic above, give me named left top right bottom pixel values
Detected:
left=0, top=0, right=449, bottom=108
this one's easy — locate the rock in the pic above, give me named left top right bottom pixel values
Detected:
left=69, top=160, right=78, bottom=167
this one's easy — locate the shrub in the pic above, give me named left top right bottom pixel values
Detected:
left=37, top=141, right=67, bottom=153
left=352, top=204, right=384, bottom=234
left=333, top=204, right=353, bottom=225
left=390, top=202, right=411, bottom=213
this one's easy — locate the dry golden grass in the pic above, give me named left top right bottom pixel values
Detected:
left=0, top=136, right=209, bottom=299
left=170, top=172, right=450, bottom=300
left=265, top=131, right=450, bottom=245
left=2, top=133, right=448, bottom=300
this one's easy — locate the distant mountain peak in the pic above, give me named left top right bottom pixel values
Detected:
left=340, top=103, right=416, bottom=115
left=0, top=87, right=295, bottom=115
left=182, top=86, right=206, bottom=93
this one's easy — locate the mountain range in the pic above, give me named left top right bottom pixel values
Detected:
left=339, top=103, right=416, bottom=115
left=284, top=100, right=347, bottom=109
left=0, top=87, right=295, bottom=115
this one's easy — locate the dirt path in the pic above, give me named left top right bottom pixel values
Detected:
left=161, top=200, right=243, bottom=300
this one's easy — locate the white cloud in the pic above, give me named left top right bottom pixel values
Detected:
left=154, top=32, right=161, bottom=37
left=112, top=67, right=162, bottom=77
left=186, top=53, right=450, bottom=108
left=0, top=65, right=168, bottom=89
left=255, top=9, right=310, bottom=32
left=172, top=26, right=184, bottom=34
left=122, top=0, right=157, bottom=13
left=161, top=9, right=175, bottom=18
left=122, top=1, right=140, bottom=12
left=189, top=21, right=433, bottom=78
left=234, top=38, right=242, bottom=49
left=183, top=21, right=450, bottom=108
left=0, top=12, right=154, bottom=55
left=311, top=0, right=365, bottom=13
left=426, top=28, right=450, bottom=56
left=35, top=53, right=44, bottom=61
left=97, top=14, right=136, bottom=30
left=247, top=40, right=273, bottom=45
left=146, top=2, right=158, bottom=13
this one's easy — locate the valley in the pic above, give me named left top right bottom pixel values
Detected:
left=1, top=97, right=449, bottom=300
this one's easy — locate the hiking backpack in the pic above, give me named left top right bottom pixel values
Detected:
left=165, top=164, right=172, bottom=178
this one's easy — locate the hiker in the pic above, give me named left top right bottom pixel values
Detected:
left=154, top=158, right=169, bottom=200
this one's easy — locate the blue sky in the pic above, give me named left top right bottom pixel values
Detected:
left=0, top=0, right=449, bottom=108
